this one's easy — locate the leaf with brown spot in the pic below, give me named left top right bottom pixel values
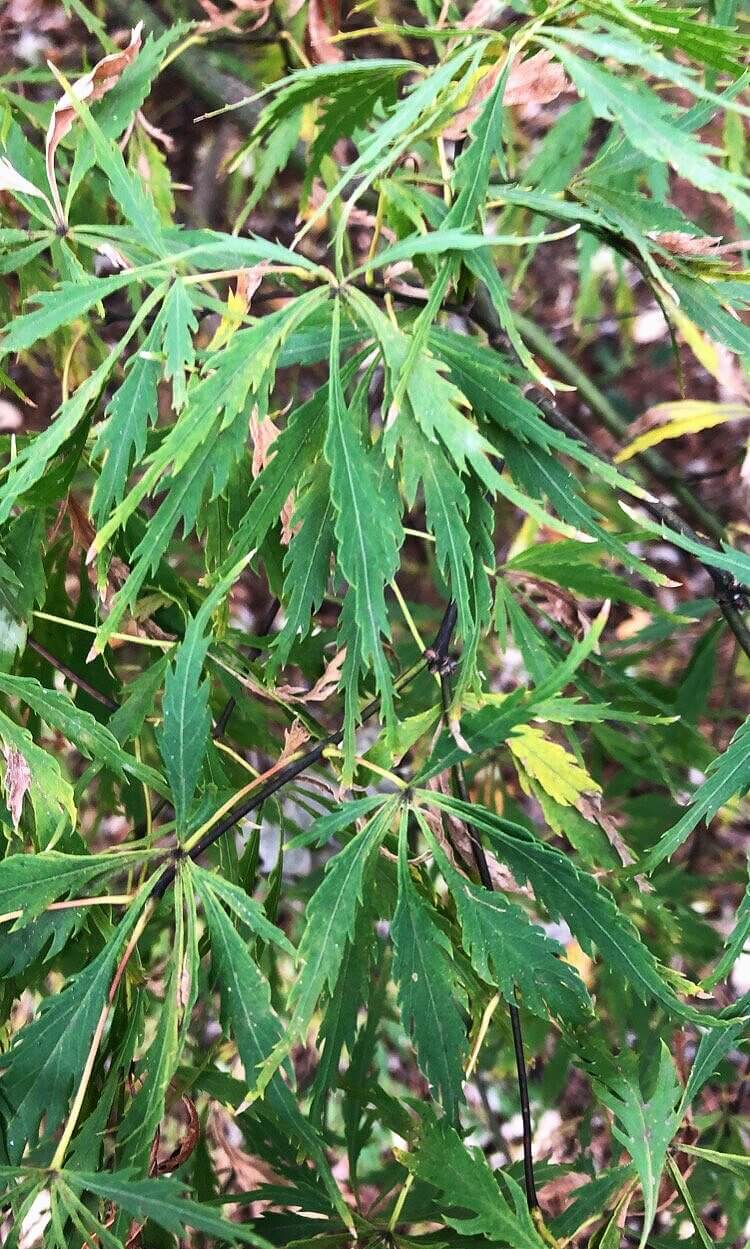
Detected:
left=45, top=23, right=143, bottom=224
left=2, top=745, right=31, bottom=830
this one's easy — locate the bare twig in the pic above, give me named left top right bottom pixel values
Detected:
left=431, top=626, right=539, bottom=1210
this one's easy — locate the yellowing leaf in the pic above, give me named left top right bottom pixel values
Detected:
left=508, top=724, right=600, bottom=807
left=615, top=401, right=750, bottom=462
left=670, top=306, right=722, bottom=378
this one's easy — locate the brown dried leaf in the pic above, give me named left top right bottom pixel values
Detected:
left=208, top=1106, right=286, bottom=1197
left=424, top=775, right=529, bottom=893
left=198, top=0, right=273, bottom=32
left=249, top=407, right=297, bottom=544
left=2, top=745, right=31, bottom=830
left=279, top=720, right=311, bottom=764
left=19, top=1188, right=51, bottom=1249
left=504, top=49, right=569, bottom=106
left=249, top=409, right=280, bottom=478
left=137, top=109, right=175, bottom=152
left=307, top=0, right=343, bottom=64
left=445, top=50, right=569, bottom=141
left=154, top=1097, right=200, bottom=1174
left=45, top=24, right=143, bottom=223
left=303, top=647, right=346, bottom=701
left=460, top=0, right=507, bottom=27
left=577, top=793, right=636, bottom=869
left=276, top=647, right=346, bottom=703
left=651, top=231, right=724, bottom=255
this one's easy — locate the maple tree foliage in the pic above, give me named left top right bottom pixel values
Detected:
left=0, top=0, right=750, bottom=1245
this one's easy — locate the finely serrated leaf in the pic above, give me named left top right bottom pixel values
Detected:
left=407, top=1113, right=547, bottom=1249
left=0, top=672, right=167, bottom=795
left=324, top=301, right=402, bottom=740
left=425, top=824, right=593, bottom=1023
left=66, top=1171, right=270, bottom=1246
left=286, top=801, right=395, bottom=1034
left=425, top=794, right=718, bottom=1024
left=162, top=278, right=198, bottom=412
left=0, top=889, right=150, bottom=1161
left=157, top=563, right=244, bottom=832
left=638, top=717, right=750, bottom=873
left=592, top=1043, right=681, bottom=1249
left=508, top=724, right=601, bottom=807
left=0, top=849, right=149, bottom=921
left=392, top=818, right=467, bottom=1120
left=194, top=868, right=348, bottom=1222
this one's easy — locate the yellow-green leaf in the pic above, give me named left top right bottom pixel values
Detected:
left=615, top=401, right=750, bottom=463
left=508, top=724, right=601, bottom=807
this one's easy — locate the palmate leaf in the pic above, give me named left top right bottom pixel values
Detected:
left=325, top=301, right=403, bottom=744
left=424, top=793, right=717, bottom=1026
left=406, top=1113, right=547, bottom=1249
left=0, top=673, right=167, bottom=795
left=192, top=865, right=348, bottom=1224
left=447, top=49, right=510, bottom=227
left=115, top=871, right=199, bottom=1177
left=302, top=40, right=483, bottom=241
left=703, top=859, right=750, bottom=990
left=221, top=363, right=338, bottom=580
left=392, top=816, right=467, bottom=1121
left=47, top=56, right=167, bottom=258
left=63, top=1171, right=271, bottom=1246
left=156, top=563, right=244, bottom=834
left=250, top=59, right=417, bottom=137
left=0, top=284, right=165, bottom=525
left=91, top=315, right=163, bottom=522
left=0, top=909, right=82, bottom=978
left=280, top=800, right=396, bottom=1063
left=547, top=44, right=750, bottom=223
left=269, top=459, right=335, bottom=671
left=161, top=278, right=198, bottom=412
left=0, top=889, right=150, bottom=1162
left=95, top=417, right=246, bottom=650
left=638, top=716, right=750, bottom=874
left=0, top=705, right=75, bottom=845
left=0, top=849, right=150, bottom=921
left=589, top=1043, right=682, bottom=1249
left=93, top=289, right=328, bottom=557
left=0, top=271, right=136, bottom=358
left=309, top=901, right=374, bottom=1120
left=423, top=821, right=593, bottom=1025
left=680, top=1017, right=747, bottom=1112
left=507, top=724, right=601, bottom=808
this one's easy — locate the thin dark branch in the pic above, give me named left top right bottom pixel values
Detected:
left=460, top=287, right=750, bottom=664
left=435, top=659, right=539, bottom=1211
left=135, top=595, right=282, bottom=837
left=524, top=388, right=750, bottom=663
left=148, top=603, right=459, bottom=900
left=26, top=636, right=119, bottom=711
left=150, top=651, right=431, bottom=897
